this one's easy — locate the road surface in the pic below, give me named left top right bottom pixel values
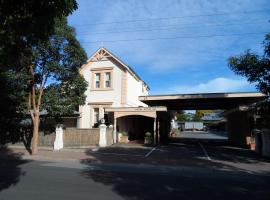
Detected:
left=0, top=142, right=270, bottom=200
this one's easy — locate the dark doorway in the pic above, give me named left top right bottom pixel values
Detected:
left=117, top=115, right=154, bottom=141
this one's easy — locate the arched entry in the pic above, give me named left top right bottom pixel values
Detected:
left=117, top=115, right=154, bottom=141
left=104, top=106, right=167, bottom=144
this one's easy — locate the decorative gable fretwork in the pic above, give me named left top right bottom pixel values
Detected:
left=92, top=49, right=111, bottom=61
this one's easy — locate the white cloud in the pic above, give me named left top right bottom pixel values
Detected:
left=165, top=77, right=256, bottom=94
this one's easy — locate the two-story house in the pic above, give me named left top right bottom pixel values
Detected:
left=77, top=47, right=167, bottom=143
left=78, top=47, right=149, bottom=128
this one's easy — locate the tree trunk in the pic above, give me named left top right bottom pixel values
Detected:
left=31, top=113, right=40, bottom=155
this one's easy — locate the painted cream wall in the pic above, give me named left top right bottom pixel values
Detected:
left=82, top=60, right=122, bottom=105
left=79, top=104, right=91, bottom=128
left=79, top=58, right=148, bottom=128
left=79, top=59, right=123, bottom=128
left=126, top=73, right=148, bottom=107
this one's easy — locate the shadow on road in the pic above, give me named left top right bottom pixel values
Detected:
left=79, top=144, right=270, bottom=200
left=80, top=162, right=270, bottom=200
left=0, top=145, right=29, bottom=192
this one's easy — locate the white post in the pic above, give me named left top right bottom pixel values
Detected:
left=154, top=117, right=156, bottom=145
left=113, top=118, right=117, bottom=143
left=54, top=124, right=64, bottom=150
left=99, top=123, right=107, bottom=147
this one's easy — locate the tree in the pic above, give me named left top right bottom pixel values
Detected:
left=174, top=111, right=195, bottom=121
left=229, top=33, right=270, bottom=128
left=25, top=18, right=87, bottom=154
left=0, top=69, right=29, bottom=144
left=194, top=110, right=214, bottom=121
left=228, top=33, right=270, bottom=95
left=0, top=0, right=79, bottom=146
left=0, top=0, right=78, bottom=70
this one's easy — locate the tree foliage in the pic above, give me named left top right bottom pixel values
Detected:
left=29, top=17, right=88, bottom=115
left=0, top=0, right=80, bottom=146
left=0, top=0, right=78, bottom=70
left=229, top=33, right=270, bottom=128
left=228, top=33, right=270, bottom=95
left=174, top=111, right=195, bottom=121
left=194, top=110, right=214, bottom=121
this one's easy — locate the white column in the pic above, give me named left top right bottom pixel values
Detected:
left=113, top=117, right=117, bottom=143
left=54, top=124, right=64, bottom=150
left=157, top=120, right=160, bottom=145
left=99, top=124, right=107, bottom=147
left=153, top=117, right=156, bottom=145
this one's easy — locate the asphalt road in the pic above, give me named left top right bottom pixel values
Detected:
left=176, top=130, right=228, bottom=140
left=1, top=142, right=270, bottom=200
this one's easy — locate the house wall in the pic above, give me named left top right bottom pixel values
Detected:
left=81, top=59, right=123, bottom=106
left=79, top=56, right=149, bottom=128
left=126, top=72, right=148, bottom=107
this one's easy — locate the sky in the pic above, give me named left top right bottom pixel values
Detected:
left=68, top=0, right=270, bottom=95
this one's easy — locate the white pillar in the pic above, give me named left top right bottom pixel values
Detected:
left=54, top=124, right=64, bottom=150
left=153, top=118, right=156, bottom=145
left=157, top=120, right=160, bottom=145
left=113, top=118, right=117, bottom=143
left=99, top=124, right=107, bottom=147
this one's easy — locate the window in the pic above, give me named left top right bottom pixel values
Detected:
left=94, top=108, right=99, bottom=124
left=91, top=68, right=113, bottom=90
left=105, top=72, right=111, bottom=88
left=95, top=73, right=100, bottom=88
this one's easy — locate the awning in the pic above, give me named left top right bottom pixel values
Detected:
left=139, top=92, right=266, bottom=110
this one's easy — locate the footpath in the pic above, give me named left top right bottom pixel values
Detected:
left=0, top=146, right=97, bottom=163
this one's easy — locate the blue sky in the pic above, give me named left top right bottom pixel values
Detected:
left=68, top=0, right=270, bottom=95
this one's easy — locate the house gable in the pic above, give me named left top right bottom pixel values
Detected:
left=80, top=47, right=149, bottom=90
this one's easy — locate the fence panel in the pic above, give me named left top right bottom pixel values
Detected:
left=63, top=128, right=100, bottom=148
left=38, top=131, right=55, bottom=147
left=106, top=127, right=114, bottom=145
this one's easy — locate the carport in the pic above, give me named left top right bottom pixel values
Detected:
left=105, top=107, right=167, bottom=144
left=139, top=92, right=266, bottom=146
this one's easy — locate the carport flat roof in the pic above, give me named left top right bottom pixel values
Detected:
left=105, top=106, right=167, bottom=112
left=139, top=92, right=266, bottom=110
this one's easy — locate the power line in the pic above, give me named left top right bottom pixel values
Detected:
left=72, top=9, right=270, bottom=27
left=76, top=19, right=268, bottom=36
left=81, top=32, right=268, bottom=44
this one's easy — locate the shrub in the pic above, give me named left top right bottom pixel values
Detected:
left=121, top=131, right=128, bottom=136
left=145, top=132, right=152, bottom=138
